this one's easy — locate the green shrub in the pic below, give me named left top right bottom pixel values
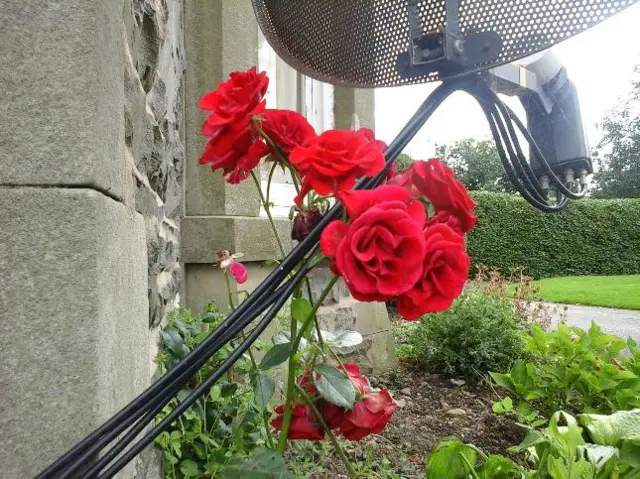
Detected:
left=467, top=192, right=640, bottom=278
left=491, top=322, right=640, bottom=423
left=427, top=409, right=640, bottom=478
left=154, top=305, right=270, bottom=478
left=410, top=293, right=526, bottom=380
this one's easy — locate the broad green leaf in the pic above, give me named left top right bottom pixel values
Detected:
left=579, top=444, right=620, bottom=469
left=314, top=363, right=356, bottom=409
left=221, top=448, right=292, bottom=478
left=477, top=454, right=524, bottom=478
left=220, top=382, right=238, bottom=397
left=619, top=437, right=640, bottom=468
left=291, top=298, right=313, bottom=324
left=547, top=455, right=570, bottom=479
left=580, top=409, right=640, bottom=446
left=259, top=342, right=292, bottom=370
left=514, top=429, right=548, bottom=452
left=323, top=330, right=363, bottom=348
left=493, top=397, right=514, bottom=414
left=490, top=372, right=516, bottom=393
left=162, top=328, right=189, bottom=358
left=511, top=361, right=528, bottom=386
left=426, top=437, right=478, bottom=479
left=254, top=372, right=275, bottom=408
left=202, top=312, right=223, bottom=323
left=180, top=459, right=201, bottom=477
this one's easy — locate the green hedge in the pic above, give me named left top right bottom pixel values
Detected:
left=467, top=192, right=640, bottom=278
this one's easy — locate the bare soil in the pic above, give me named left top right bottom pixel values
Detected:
left=288, top=363, right=523, bottom=478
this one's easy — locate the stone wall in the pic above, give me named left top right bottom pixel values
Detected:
left=125, top=0, right=185, bottom=327
left=0, top=0, right=184, bottom=476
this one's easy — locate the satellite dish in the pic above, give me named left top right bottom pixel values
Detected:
left=252, top=0, right=639, bottom=87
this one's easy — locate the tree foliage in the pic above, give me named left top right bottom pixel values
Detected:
left=592, top=66, right=640, bottom=198
left=394, top=152, right=414, bottom=172
left=437, top=139, right=514, bottom=193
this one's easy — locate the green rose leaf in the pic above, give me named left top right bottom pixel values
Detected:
left=314, top=363, right=356, bottom=409
left=259, top=342, right=292, bottom=370
left=254, top=371, right=276, bottom=408
left=221, top=448, right=292, bottom=478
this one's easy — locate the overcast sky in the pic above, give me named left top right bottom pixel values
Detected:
left=375, top=3, right=640, bottom=159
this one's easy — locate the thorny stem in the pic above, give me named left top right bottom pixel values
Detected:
left=277, top=276, right=339, bottom=455
left=223, top=271, right=275, bottom=449
left=250, top=170, right=286, bottom=258
left=295, top=384, right=357, bottom=478
left=266, top=161, right=278, bottom=207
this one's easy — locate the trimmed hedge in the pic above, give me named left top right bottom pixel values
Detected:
left=467, top=192, right=640, bottom=278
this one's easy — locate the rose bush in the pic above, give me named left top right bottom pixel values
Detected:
left=193, top=67, right=477, bottom=477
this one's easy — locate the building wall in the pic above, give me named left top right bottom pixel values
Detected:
left=0, top=0, right=183, bottom=476
left=0, top=1, right=389, bottom=476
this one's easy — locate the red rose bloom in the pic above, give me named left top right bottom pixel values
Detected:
left=359, top=127, right=388, bottom=154
left=320, top=185, right=427, bottom=302
left=291, top=206, right=324, bottom=242
left=271, top=404, right=324, bottom=441
left=427, top=210, right=464, bottom=235
left=199, top=122, right=268, bottom=184
left=261, top=109, right=316, bottom=155
left=319, top=364, right=374, bottom=430
left=297, top=369, right=318, bottom=397
left=290, top=129, right=385, bottom=206
left=198, top=68, right=270, bottom=183
left=199, top=67, right=268, bottom=139
left=390, top=159, right=477, bottom=233
left=339, top=363, right=371, bottom=396
left=339, top=390, right=397, bottom=440
left=321, top=400, right=345, bottom=430
left=396, top=223, right=471, bottom=320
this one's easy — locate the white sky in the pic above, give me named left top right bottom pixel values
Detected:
left=375, top=4, right=640, bottom=159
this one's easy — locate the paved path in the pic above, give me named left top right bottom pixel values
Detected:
left=548, top=303, right=640, bottom=342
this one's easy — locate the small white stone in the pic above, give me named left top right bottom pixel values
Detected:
left=446, top=408, right=467, bottom=417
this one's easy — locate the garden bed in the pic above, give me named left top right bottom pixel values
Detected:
left=288, top=363, right=523, bottom=478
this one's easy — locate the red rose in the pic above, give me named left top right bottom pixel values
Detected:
left=199, top=122, right=268, bottom=184
left=319, top=364, right=373, bottom=431
left=290, top=129, right=385, bottom=206
left=291, top=206, right=324, bottom=242
left=320, top=185, right=427, bottom=302
left=271, top=404, right=324, bottom=441
left=359, top=127, right=388, bottom=154
left=396, top=223, right=470, bottom=320
left=297, top=369, right=318, bottom=397
left=320, top=400, right=345, bottom=430
left=427, top=210, right=463, bottom=235
left=199, top=67, right=268, bottom=139
left=261, top=110, right=316, bottom=155
left=339, top=363, right=371, bottom=396
left=390, top=159, right=477, bottom=233
left=339, top=390, right=397, bottom=440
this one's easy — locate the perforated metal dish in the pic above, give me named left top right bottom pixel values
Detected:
left=252, top=0, right=638, bottom=87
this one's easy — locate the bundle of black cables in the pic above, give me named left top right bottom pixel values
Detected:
left=38, top=73, right=585, bottom=479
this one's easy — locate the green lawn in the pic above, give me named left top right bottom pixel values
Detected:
left=530, top=275, right=640, bottom=310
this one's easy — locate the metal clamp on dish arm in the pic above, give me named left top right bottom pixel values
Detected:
left=485, top=51, right=592, bottom=196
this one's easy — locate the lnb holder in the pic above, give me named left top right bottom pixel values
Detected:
left=397, top=0, right=503, bottom=80
left=484, top=51, right=593, bottom=190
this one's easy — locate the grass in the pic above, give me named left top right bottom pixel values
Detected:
left=529, top=275, right=640, bottom=310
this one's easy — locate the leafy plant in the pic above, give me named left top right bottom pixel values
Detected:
left=154, top=305, right=270, bottom=478
left=426, top=437, right=524, bottom=478
left=491, top=322, right=640, bottom=420
left=410, top=292, right=526, bottom=380
left=427, top=409, right=640, bottom=478
left=513, top=409, right=640, bottom=478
